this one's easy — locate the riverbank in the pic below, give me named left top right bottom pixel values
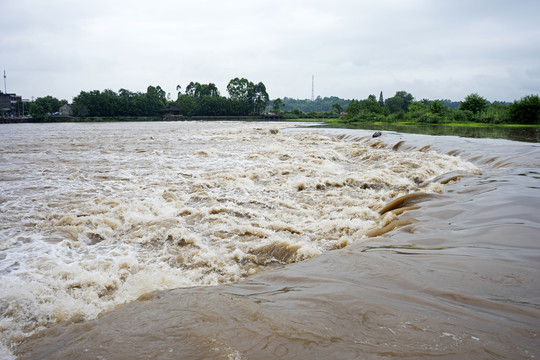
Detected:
left=0, top=114, right=286, bottom=124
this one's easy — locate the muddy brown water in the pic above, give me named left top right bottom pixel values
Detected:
left=1, top=122, right=538, bottom=359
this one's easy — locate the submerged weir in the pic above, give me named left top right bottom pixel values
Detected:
left=1, top=121, right=538, bottom=359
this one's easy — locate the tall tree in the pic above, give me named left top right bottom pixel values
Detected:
left=145, top=85, right=167, bottom=116
left=273, top=98, right=284, bottom=113
left=360, top=96, right=387, bottom=115
left=251, top=82, right=269, bottom=114
left=346, top=100, right=361, bottom=117
left=331, top=101, right=343, bottom=114
left=460, top=93, right=488, bottom=115
left=176, top=84, right=182, bottom=99
left=185, top=82, right=198, bottom=97
left=29, top=96, right=67, bottom=119
left=185, top=82, right=220, bottom=98
left=509, top=94, right=540, bottom=124
left=386, top=91, right=414, bottom=113
left=227, top=78, right=251, bottom=101
left=226, top=78, right=268, bottom=115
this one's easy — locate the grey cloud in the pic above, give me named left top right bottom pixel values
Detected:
left=2, top=0, right=539, bottom=102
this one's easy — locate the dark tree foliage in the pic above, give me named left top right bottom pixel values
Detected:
left=72, top=86, right=166, bottom=117
left=331, top=101, right=343, bottom=114
left=23, top=83, right=538, bottom=126
left=226, top=78, right=269, bottom=115
left=279, top=96, right=351, bottom=113
left=346, top=100, right=361, bottom=117
left=441, top=99, right=461, bottom=109
left=171, top=78, right=269, bottom=116
left=29, top=96, right=67, bottom=120
left=509, top=95, right=540, bottom=124
left=272, top=98, right=284, bottom=113
left=460, top=93, right=488, bottom=115
left=343, top=95, right=389, bottom=122
left=185, top=82, right=220, bottom=98
left=385, top=91, right=414, bottom=114
left=340, top=91, right=529, bottom=126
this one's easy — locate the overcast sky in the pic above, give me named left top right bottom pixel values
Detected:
left=2, top=0, right=539, bottom=102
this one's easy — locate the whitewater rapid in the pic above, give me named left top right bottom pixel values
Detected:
left=0, top=121, right=479, bottom=356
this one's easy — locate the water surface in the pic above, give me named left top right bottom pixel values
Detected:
left=1, top=122, right=538, bottom=359
left=324, top=122, right=540, bottom=143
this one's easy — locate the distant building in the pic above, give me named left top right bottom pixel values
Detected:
left=0, top=94, right=10, bottom=111
left=0, top=93, right=22, bottom=115
left=59, top=104, right=72, bottom=116
left=10, top=94, right=21, bottom=107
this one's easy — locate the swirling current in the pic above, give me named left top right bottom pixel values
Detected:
left=1, top=121, right=538, bottom=359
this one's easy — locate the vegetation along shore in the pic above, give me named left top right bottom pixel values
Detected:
left=2, top=78, right=539, bottom=135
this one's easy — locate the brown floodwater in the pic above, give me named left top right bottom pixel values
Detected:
left=1, top=122, right=538, bottom=359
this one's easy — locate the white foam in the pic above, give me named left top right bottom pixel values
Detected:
left=0, top=122, right=478, bottom=350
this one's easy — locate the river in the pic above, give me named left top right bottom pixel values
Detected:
left=1, top=121, right=538, bottom=359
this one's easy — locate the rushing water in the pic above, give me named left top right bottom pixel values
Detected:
left=1, top=121, right=539, bottom=359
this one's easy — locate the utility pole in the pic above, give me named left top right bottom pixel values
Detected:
left=311, top=75, right=314, bottom=101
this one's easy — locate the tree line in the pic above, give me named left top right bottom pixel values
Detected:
left=340, top=91, right=539, bottom=125
left=26, top=83, right=539, bottom=125
left=28, top=77, right=269, bottom=120
left=177, top=78, right=269, bottom=116
left=276, top=96, right=352, bottom=114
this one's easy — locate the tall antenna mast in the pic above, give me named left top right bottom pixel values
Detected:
left=3, top=70, right=6, bottom=94
left=311, top=75, right=314, bottom=101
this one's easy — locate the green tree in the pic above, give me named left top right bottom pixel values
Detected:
left=360, top=96, right=387, bottom=115
left=118, top=88, right=142, bottom=116
left=460, top=93, right=488, bottom=115
left=145, top=85, right=167, bottom=116
left=430, top=100, right=446, bottom=115
left=386, top=91, right=414, bottom=113
left=100, top=89, right=119, bottom=116
left=227, top=78, right=250, bottom=101
left=332, top=101, right=343, bottom=114
left=185, top=82, right=200, bottom=97
left=226, top=78, right=268, bottom=115
left=346, top=100, right=361, bottom=117
left=280, top=96, right=351, bottom=113
left=185, top=82, right=220, bottom=98
left=197, top=95, right=227, bottom=116
left=408, top=101, right=428, bottom=113
left=251, top=82, right=269, bottom=114
left=72, top=86, right=166, bottom=117
left=29, top=102, right=47, bottom=119
left=72, top=90, right=102, bottom=116
left=29, top=96, right=67, bottom=120
left=509, top=94, right=540, bottom=124
left=273, top=98, right=284, bottom=113
left=176, top=94, right=198, bottom=116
